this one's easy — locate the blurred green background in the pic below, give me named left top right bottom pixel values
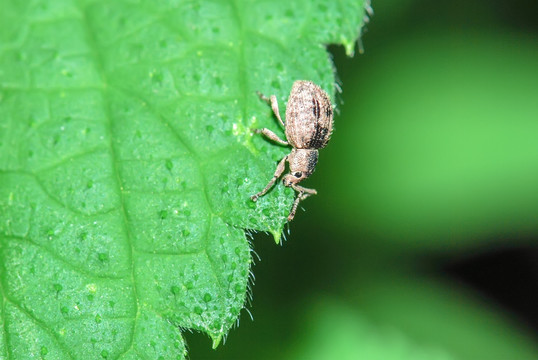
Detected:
left=188, top=0, right=538, bottom=358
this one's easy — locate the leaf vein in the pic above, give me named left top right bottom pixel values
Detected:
left=3, top=295, right=75, bottom=359
left=5, top=236, right=127, bottom=281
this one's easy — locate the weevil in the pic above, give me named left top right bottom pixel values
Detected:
left=251, top=80, right=334, bottom=221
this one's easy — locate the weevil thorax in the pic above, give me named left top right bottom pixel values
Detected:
left=285, top=80, right=333, bottom=150
left=283, top=148, right=319, bottom=186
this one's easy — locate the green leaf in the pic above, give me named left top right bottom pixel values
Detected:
left=0, top=0, right=368, bottom=358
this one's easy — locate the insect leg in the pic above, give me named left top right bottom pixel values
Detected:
left=257, top=91, right=285, bottom=128
left=288, top=191, right=303, bottom=221
left=269, top=95, right=286, bottom=128
left=251, top=155, right=288, bottom=202
left=256, top=91, right=271, bottom=103
left=291, top=184, right=317, bottom=197
left=253, top=128, right=288, bottom=146
left=287, top=185, right=317, bottom=221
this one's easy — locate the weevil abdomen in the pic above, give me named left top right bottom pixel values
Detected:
left=285, top=80, right=333, bottom=150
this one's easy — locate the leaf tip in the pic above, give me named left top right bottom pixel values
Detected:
left=211, top=334, right=223, bottom=349
left=343, top=38, right=356, bottom=57
left=270, top=229, right=282, bottom=244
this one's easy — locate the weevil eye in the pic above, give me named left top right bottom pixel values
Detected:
left=294, top=172, right=302, bottom=178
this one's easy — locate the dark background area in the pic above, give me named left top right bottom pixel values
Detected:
left=443, top=246, right=538, bottom=333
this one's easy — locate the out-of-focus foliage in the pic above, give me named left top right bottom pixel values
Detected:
left=320, top=30, right=538, bottom=250
left=284, top=278, right=538, bottom=360
left=284, top=298, right=455, bottom=360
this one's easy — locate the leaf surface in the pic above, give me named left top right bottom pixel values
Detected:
left=0, top=0, right=369, bottom=358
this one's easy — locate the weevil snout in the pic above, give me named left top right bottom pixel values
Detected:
left=282, top=173, right=303, bottom=187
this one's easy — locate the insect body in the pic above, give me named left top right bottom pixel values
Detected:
left=251, top=80, right=334, bottom=221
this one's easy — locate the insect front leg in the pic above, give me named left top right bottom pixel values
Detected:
left=288, top=184, right=317, bottom=221
left=253, top=128, right=288, bottom=146
left=251, top=155, right=288, bottom=202
left=292, top=184, right=317, bottom=197
left=257, top=91, right=285, bottom=128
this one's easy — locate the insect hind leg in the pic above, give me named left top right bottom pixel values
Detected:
left=257, top=91, right=285, bottom=128
left=253, top=128, right=288, bottom=146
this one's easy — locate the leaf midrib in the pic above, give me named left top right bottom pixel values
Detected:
left=78, top=1, right=250, bottom=353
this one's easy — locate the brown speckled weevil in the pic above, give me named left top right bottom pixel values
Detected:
left=251, top=80, right=334, bottom=221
